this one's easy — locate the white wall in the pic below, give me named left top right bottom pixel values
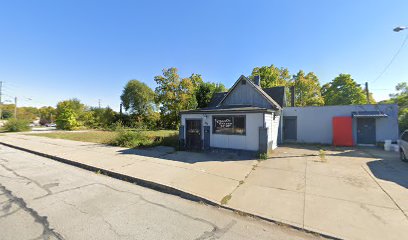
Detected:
left=282, top=104, right=399, bottom=144
left=181, top=112, right=264, bottom=151
left=265, top=113, right=280, bottom=150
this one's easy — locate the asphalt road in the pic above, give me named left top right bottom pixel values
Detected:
left=0, top=145, right=323, bottom=240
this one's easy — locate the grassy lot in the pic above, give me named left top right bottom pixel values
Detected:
left=30, top=131, right=118, bottom=144
left=29, top=130, right=178, bottom=147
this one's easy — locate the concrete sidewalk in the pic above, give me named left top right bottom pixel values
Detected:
left=1, top=133, right=408, bottom=240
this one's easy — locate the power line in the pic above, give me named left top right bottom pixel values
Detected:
left=372, top=32, right=408, bottom=83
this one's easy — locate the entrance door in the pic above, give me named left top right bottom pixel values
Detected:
left=357, top=118, right=376, bottom=144
left=186, top=120, right=202, bottom=150
left=283, top=117, right=297, bottom=142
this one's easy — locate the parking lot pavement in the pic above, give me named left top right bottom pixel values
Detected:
left=0, top=145, right=321, bottom=240
left=228, top=145, right=408, bottom=240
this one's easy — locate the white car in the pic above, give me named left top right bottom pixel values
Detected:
left=45, top=123, right=56, bottom=127
left=399, top=130, right=408, bottom=162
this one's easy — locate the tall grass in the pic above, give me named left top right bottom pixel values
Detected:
left=3, top=119, right=31, bottom=132
left=109, top=129, right=179, bottom=149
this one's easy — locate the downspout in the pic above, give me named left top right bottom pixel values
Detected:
left=280, top=109, right=284, bottom=144
left=263, top=113, right=266, bottom=128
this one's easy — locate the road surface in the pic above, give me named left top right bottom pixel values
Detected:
left=0, top=145, right=322, bottom=240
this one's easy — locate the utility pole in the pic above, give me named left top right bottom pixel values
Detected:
left=365, top=82, right=370, bottom=104
left=98, top=99, right=101, bottom=108
left=14, top=97, right=17, bottom=119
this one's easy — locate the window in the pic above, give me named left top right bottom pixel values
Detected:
left=213, top=115, right=246, bottom=135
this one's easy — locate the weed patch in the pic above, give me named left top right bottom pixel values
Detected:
left=221, top=194, right=232, bottom=205
left=319, top=149, right=326, bottom=162
left=258, top=152, right=268, bottom=161
left=2, top=119, right=31, bottom=132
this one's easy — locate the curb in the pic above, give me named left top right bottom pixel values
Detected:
left=0, top=141, right=341, bottom=240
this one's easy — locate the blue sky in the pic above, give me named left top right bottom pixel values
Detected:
left=0, top=0, right=407, bottom=110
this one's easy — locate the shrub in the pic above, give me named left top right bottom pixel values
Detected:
left=56, top=99, right=84, bottom=130
left=319, top=149, right=326, bottom=162
left=109, top=120, right=125, bottom=131
left=3, top=119, right=31, bottom=132
left=258, top=152, right=268, bottom=161
left=153, top=133, right=179, bottom=148
left=109, top=130, right=152, bottom=148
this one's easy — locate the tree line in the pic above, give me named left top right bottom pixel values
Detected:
left=250, top=65, right=375, bottom=106
left=2, top=65, right=406, bottom=131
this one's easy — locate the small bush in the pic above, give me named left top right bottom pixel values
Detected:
left=109, top=120, right=125, bottom=131
left=109, top=130, right=152, bottom=148
left=220, top=194, right=232, bottom=205
left=258, top=152, right=268, bottom=161
left=319, top=149, right=326, bottom=162
left=153, top=134, right=179, bottom=148
left=3, top=119, right=31, bottom=132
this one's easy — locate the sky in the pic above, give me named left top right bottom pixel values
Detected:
left=0, top=0, right=407, bottom=110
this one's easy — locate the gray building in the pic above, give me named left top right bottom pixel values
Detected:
left=179, top=75, right=399, bottom=151
left=179, top=75, right=285, bottom=154
left=281, top=104, right=399, bottom=145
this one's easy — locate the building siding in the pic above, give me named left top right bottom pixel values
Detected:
left=181, top=113, right=264, bottom=151
left=265, top=113, right=280, bottom=150
left=222, top=81, right=273, bottom=108
left=282, top=104, right=399, bottom=144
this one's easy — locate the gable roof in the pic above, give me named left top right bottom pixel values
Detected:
left=208, top=92, right=227, bottom=107
left=216, top=75, right=282, bottom=110
left=263, top=86, right=286, bottom=108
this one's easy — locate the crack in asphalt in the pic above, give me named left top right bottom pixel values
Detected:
left=0, top=208, right=21, bottom=218
left=43, top=182, right=231, bottom=239
left=60, top=199, right=129, bottom=238
left=1, top=167, right=229, bottom=239
left=0, top=183, right=64, bottom=240
left=195, top=220, right=236, bottom=240
left=0, top=147, right=236, bottom=239
left=0, top=162, right=58, bottom=199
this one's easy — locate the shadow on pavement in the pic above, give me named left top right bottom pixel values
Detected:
left=117, top=146, right=257, bottom=163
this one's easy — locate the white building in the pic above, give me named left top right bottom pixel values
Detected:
left=179, top=75, right=284, bottom=154
left=179, top=75, right=400, bottom=153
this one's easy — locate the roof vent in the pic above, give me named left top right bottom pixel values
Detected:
left=241, top=79, right=246, bottom=85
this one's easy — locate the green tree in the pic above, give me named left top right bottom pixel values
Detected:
left=250, top=65, right=291, bottom=88
left=84, top=107, right=117, bottom=129
left=121, top=80, right=156, bottom=116
left=39, top=106, right=56, bottom=125
left=120, top=80, right=158, bottom=129
left=55, top=99, right=85, bottom=130
left=16, top=107, right=39, bottom=121
left=1, top=110, right=13, bottom=119
left=154, top=68, right=202, bottom=129
left=195, top=82, right=227, bottom=108
left=321, top=74, right=374, bottom=105
left=290, top=70, right=324, bottom=106
left=380, top=82, right=408, bottom=131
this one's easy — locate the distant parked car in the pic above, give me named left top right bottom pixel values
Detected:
left=45, top=123, right=56, bottom=127
left=399, top=130, right=408, bottom=161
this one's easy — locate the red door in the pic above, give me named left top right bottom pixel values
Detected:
left=333, top=117, right=353, bottom=146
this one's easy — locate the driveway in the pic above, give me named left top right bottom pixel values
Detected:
left=1, top=134, right=408, bottom=240
left=226, top=145, right=408, bottom=240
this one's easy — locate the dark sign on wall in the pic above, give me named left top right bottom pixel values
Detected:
left=213, top=115, right=246, bottom=135
left=214, top=116, right=233, bottom=129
